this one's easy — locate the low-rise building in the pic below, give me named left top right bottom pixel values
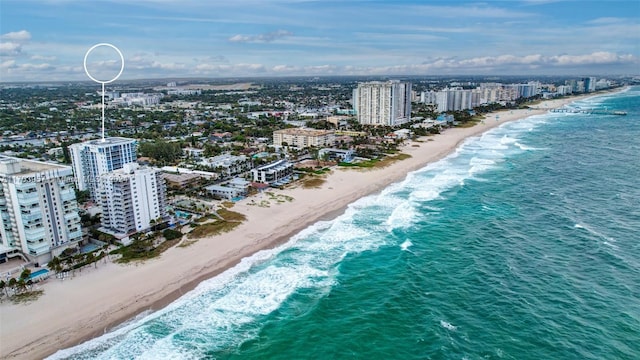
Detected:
left=251, top=159, right=294, bottom=185
left=183, top=148, right=205, bottom=159
left=201, top=154, right=251, bottom=177
left=205, top=178, right=251, bottom=200
left=273, top=128, right=335, bottom=148
left=318, top=148, right=355, bottom=163
left=162, top=172, right=201, bottom=189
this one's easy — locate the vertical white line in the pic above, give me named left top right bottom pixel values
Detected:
left=101, top=82, right=106, bottom=142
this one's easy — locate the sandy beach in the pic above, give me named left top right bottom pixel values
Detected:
left=0, top=94, right=595, bottom=359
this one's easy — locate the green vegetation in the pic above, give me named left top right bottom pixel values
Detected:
left=217, top=208, right=247, bottom=222
left=455, top=118, right=482, bottom=128
left=163, top=228, right=183, bottom=241
left=138, top=139, right=183, bottom=165
left=112, top=234, right=181, bottom=263
left=8, top=290, right=44, bottom=304
left=221, top=201, right=235, bottom=208
left=187, top=208, right=246, bottom=239
left=339, top=153, right=411, bottom=169
left=0, top=269, right=42, bottom=304
left=301, top=176, right=326, bottom=188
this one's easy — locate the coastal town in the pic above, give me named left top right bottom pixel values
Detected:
left=0, top=74, right=634, bottom=359
left=0, top=75, right=630, bottom=287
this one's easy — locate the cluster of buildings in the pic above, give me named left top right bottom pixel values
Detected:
left=69, top=137, right=167, bottom=239
left=0, top=136, right=171, bottom=265
left=554, top=77, right=611, bottom=96
left=418, top=82, right=542, bottom=112
left=0, top=132, right=306, bottom=264
left=108, top=92, right=164, bottom=107
left=417, top=77, right=613, bottom=112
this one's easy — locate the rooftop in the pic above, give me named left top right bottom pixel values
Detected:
left=274, top=128, right=334, bottom=136
left=75, top=137, right=137, bottom=147
left=0, top=156, right=69, bottom=176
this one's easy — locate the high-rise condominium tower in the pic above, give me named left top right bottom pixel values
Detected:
left=69, top=137, right=137, bottom=198
left=354, top=80, right=412, bottom=126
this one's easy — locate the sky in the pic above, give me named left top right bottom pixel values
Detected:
left=0, top=0, right=639, bottom=82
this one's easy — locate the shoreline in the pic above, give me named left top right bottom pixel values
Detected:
left=0, top=90, right=620, bottom=360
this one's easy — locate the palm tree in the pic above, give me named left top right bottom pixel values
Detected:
left=16, top=278, right=26, bottom=293
left=48, top=256, right=63, bottom=274
left=102, top=243, right=110, bottom=262
left=0, top=280, right=6, bottom=298
left=86, top=252, right=97, bottom=268
left=7, top=278, right=17, bottom=295
left=19, top=268, right=31, bottom=281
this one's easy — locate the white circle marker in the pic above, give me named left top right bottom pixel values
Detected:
left=83, top=43, right=125, bottom=142
left=83, top=43, right=124, bottom=84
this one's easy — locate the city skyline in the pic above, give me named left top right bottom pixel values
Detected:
left=1, top=0, right=639, bottom=82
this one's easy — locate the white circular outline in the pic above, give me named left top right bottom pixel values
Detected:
left=83, top=43, right=124, bottom=84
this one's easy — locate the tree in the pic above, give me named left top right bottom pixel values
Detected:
left=0, top=280, right=6, bottom=298
left=7, top=278, right=17, bottom=295
left=86, top=252, right=97, bottom=268
left=16, top=278, right=26, bottom=293
left=103, top=243, right=110, bottom=261
left=19, top=268, right=31, bottom=281
left=48, top=256, right=63, bottom=274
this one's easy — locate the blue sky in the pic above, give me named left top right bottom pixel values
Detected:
left=1, top=0, right=639, bottom=81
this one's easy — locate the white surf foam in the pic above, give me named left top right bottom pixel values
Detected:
left=440, top=320, right=457, bottom=331
left=400, top=240, right=413, bottom=251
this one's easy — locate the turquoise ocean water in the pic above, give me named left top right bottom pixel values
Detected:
left=50, top=87, right=640, bottom=360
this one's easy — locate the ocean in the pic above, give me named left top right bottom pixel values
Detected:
left=50, top=87, right=640, bottom=360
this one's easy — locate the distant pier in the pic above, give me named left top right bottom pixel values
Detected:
left=546, top=108, right=627, bottom=116
left=527, top=106, right=627, bottom=116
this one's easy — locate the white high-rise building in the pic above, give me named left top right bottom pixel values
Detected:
left=0, top=156, right=82, bottom=265
left=97, top=163, right=167, bottom=236
left=69, top=137, right=137, bottom=198
left=354, top=81, right=412, bottom=126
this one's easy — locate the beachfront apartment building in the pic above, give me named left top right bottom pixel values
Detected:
left=69, top=137, right=138, bottom=198
left=251, top=159, right=294, bottom=185
left=97, top=163, right=167, bottom=236
left=273, top=128, right=336, bottom=148
left=354, top=80, right=412, bottom=126
left=205, top=178, right=251, bottom=200
left=0, top=156, right=82, bottom=265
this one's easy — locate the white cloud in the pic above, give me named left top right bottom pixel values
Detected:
left=1, top=50, right=637, bottom=82
left=31, top=55, right=57, bottom=61
left=228, top=30, right=293, bottom=43
left=0, top=60, right=16, bottom=69
left=1, top=30, right=31, bottom=42
left=0, top=42, right=23, bottom=56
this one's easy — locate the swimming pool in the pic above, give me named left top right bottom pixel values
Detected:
left=29, top=268, right=49, bottom=279
left=175, top=210, right=195, bottom=219
left=81, top=243, right=100, bottom=254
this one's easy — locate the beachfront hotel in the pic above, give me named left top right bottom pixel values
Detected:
left=0, top=156, right=82, bottom=265
left=97, top=163, right=167, bottom=236
left=69, top=137, right=137, bottom=198
left=353, top=80, right=412, bottom=126
left=273, top=128, right=336, bottom=148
